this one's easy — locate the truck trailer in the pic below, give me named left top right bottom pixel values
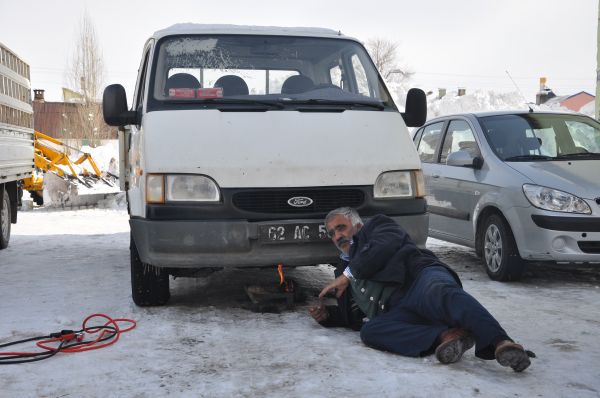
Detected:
left=0, top=42, right=34, bottom=248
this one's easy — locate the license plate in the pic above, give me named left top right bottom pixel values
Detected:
left=259, top=223, right=329, bottom=244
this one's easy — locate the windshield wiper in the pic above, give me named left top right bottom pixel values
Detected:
left=285, top=99, right=386, bottom=110
left=201, top=98, right=285, bottom=109
left=504, top=154, right=555, bottom=161
left=555, top=152, right=600, bottom=159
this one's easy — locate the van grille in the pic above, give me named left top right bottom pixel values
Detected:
left=578, top=241, right=600, bottom=254
left=232, top=188, right=365, bottom=214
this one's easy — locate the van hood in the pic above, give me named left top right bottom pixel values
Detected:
left=507, top=161, right=600, bottom=199
left=141, top=109, right=420, bottom=188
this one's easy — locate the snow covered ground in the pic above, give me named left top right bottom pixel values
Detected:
left=1, top=208, right=600, bottom=397
left=1, top=89, right=598, bottom=396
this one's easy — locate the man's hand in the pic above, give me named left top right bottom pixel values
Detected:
left=318, top=274, right=350, bottom=299
left=309, top=300, right=329, bottom=322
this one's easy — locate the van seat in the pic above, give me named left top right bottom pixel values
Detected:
left=281, top=75, right=314, bottom=94
left=166, top=73, right=201, bottom=92
left=214, top=75, right=249, bottom=96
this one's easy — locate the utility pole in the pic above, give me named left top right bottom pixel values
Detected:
left=596, top=0, right=600, bottom=119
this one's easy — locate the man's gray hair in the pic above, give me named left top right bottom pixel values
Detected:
left=325, top=207, right=363, bottom=227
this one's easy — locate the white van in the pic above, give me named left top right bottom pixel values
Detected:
left=103, top=24, right=428, bottom=305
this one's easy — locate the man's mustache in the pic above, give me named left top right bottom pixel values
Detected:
left=335, top=237, right=351, bottom=249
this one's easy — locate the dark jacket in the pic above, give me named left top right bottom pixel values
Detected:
left=321, top=214, right=461, bottom=328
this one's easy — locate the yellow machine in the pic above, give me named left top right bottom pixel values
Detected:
left=21, top=131, right=117, bottom=206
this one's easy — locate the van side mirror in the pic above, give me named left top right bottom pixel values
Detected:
left=103, top=84, right=138, bottom=126
left=401, top=88, right=427, bottom=127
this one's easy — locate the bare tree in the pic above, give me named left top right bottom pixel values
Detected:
left=366, top=38, right=413, bottom=82
left=64, top=11, right=107, bottom=145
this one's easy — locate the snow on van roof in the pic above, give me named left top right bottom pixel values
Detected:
left=152, top=23, right=352, bottom=40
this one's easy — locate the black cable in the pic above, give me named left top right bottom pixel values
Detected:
left=0, top=341, right=67, bottom=364
left=0, top=335, right=51, bottom=349
left=0, top=325, right=118, bottom=365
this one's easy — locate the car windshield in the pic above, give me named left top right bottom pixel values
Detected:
left=149, top=35, right=394, bottom=110
left=478, top=113, right=600, bottom=161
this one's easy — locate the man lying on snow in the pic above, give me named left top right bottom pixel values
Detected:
left=309, top=207, right=533, bottom=372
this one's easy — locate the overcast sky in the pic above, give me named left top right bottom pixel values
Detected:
left=0, top=0, right=597, bottom=104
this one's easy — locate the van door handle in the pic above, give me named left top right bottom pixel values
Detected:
left=432, top=173, right=440, bottom=179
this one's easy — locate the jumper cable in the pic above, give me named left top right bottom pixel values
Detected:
left=0, top=313, right=136, bottom=364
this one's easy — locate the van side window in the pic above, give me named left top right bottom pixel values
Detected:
left=351, top=54, right=370, bottom=96
left=440, top=120, right=479, bottom=164
left=134, top=48, right=151, bottom=112
left=329, top=65, right=342, bottom=88
left=413, top=127, right=424, bottom=148
left=416, top=122, right=444, bottom=163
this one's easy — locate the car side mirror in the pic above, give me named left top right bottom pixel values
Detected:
left=103, top=84, right=138, bottom=126
left=446, top=150, right=483, bottom=169
left=401, top=88, right=427, bottom=127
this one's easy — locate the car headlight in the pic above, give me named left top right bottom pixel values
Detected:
left=522, top=184, right=591, bottom=214
left=166, top=175, right=220, bottom=202
left=146, top=174, right=220, bottom=203
left=374, top=171, right=424, bottom=198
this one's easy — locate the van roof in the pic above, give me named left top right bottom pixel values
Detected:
left=152, top=23, right=356, bottom=41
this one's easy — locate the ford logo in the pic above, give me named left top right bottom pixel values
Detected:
left=287, top=196, right=314, bottom=207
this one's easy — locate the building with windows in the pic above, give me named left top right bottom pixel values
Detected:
left=0, top=42, right=33, bottom=130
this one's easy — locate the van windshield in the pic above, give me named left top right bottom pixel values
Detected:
left=479, top=113, right=600, bottom=161
left=149, top=35, right=395, bottom=110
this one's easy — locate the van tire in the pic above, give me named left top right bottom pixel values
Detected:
left=480, top=214, right=524, bottom=281
left=130, top=234, right=170, bottom=306
left=0, top=187, right=11, bottom=249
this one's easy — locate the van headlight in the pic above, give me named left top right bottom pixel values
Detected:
left=146, top=174, right=220, bottom=203
left=522, top=184, right=591, bottom=214
left=374, top=171, right=424, bottom=198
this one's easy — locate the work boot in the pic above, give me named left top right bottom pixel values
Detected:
left=435, top=328, right=475, bottom=364
left=495, top=340, right=531, bottom=372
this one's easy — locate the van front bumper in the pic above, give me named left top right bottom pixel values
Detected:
left=130, top=213, right=428, bottom=268
left=505, top=207, right=600, bottom=263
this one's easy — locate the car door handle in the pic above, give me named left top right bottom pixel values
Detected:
left=432, top=173, right=440, bottom=178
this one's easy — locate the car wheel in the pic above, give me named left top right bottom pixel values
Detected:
left=0, top=188, right=11, bottom=249
left=130, top=234, right=170, bottom=306
left=481, top=214, right=524, bottom=281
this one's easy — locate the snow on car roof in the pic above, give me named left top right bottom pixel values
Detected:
left=152, top=23, right=353, bottom=40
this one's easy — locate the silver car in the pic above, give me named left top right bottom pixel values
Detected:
left=413, top=111, right=600, bottom=281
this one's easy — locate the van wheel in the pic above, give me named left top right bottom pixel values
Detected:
left=0, top=188, right=11, bottom=249
left=130, top=234, right=170, bottom=306
left=480, top=214, right=524, bottom=281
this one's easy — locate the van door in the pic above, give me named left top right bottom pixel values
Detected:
left=126, top=42, right=153, bottom=216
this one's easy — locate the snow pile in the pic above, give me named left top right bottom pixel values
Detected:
left=427, top=89, right=530, bottom=119
left=541, top=97, right=596, bottom=118
left=80, top=140, right=119, bottom=176
left=579, top=100, right=595, bottom=117
left=391, top=84, right=596, bottom=120
left=97, top=191, right=127, bottom=209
